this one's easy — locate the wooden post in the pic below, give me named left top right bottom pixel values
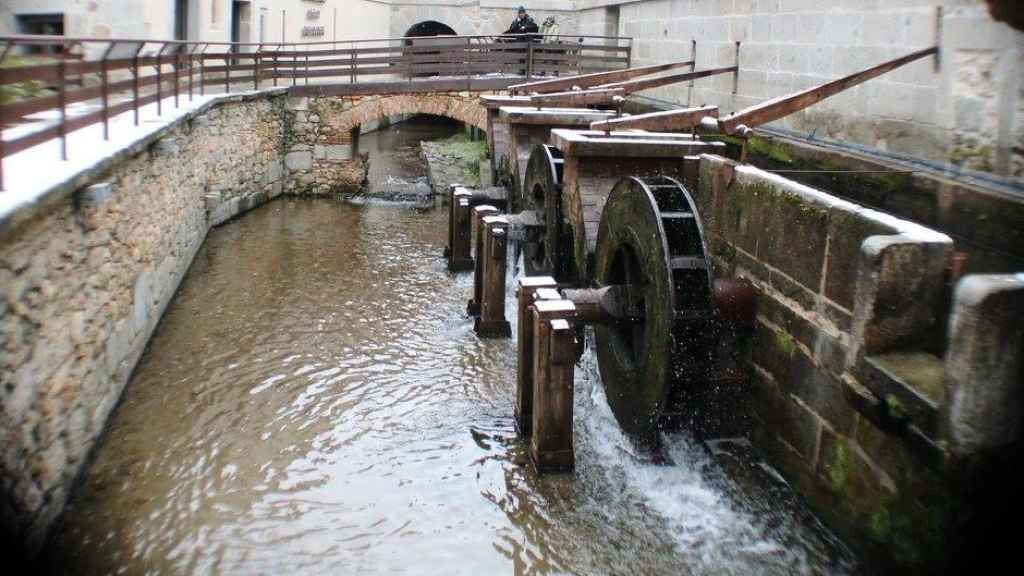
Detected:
left=447, top=187, right=473, bottom=272
left=530, top=304, right=577, bottom=472
left=475, top=216, right=511, bottom=338
left=466, top=204, right=499, bottom=316
left=515, top=277, right=559, bottom=436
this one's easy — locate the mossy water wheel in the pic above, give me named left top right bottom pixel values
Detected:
left=593, top=175, right=717, bottom=439
left=519, top=144, right=564, bottom=276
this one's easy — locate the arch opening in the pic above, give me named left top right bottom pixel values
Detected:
left=404, top=21, right=457, bottom=38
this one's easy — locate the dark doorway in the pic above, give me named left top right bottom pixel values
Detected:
left=402, top=21, right=460, bottom=77
left=404, top=21, right=457, bottom=38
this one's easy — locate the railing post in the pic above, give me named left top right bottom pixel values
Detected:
left=273, top=44, right=280, bottom=87
left=526, top=41, right=534, bottom=79
left=0, top=42, right=8, bottom=190
left=57, top=42, right=67, bottom=160
left=199, top=44, right=207, bottom=96
left=188, top=44, right=198, bottom=100
left=100, top=41, right=114, bottom=140
left=254, top=45, right=260, bottom=90
left=349, top=42, right=356, bottom=84
left=224, top=51, right=231, bottom=93
left=156, top=43, right=166, bottom=116
left=133, top=43, right=143, bottom=124
left=173, top=44, right=181, bottom=108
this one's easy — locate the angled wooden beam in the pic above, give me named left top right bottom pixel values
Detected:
left=528, top=87, right=625, bottom=108
left=589, top=105, right=718, bottom=132
left=717, top=46, right=939, bottom=135
left=508, top=59, right=694, bottom=95
left=596, top=65, right=737, bottom=94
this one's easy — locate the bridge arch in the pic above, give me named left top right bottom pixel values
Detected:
left=404, top=20, right=457, bottom=38
left=328, top=94, right=488, bottom=141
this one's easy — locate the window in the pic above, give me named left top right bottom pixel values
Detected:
left=16, top=14, right=64, bottom=54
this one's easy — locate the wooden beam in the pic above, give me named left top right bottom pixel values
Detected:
left=508, top=59, right=694, bottom=94
left=589, top=105, right=719, bottom=133
left=717, top=46, right=939, bottom=134
left=596, top=65, right=737, bottom=94
left=527, top=87, right=625, bottom=108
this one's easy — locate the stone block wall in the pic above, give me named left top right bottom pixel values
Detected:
left=0, top=85, right=499, bottom=552
left=614, top=0, right=1023, bottom=180
left=690, top=153, right=1022, bottom=567
left=0, top=92, right=288, bottom=553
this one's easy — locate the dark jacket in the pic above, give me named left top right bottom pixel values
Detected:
left=505, top=15, right=539, bottom=35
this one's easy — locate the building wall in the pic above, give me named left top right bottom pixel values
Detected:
left=613, top=0, right=1023, bottom=180
left=388, top=1, right=581, bottom=39
left=0, top=1, right=391, bottom=44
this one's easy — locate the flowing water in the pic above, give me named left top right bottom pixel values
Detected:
left=47, top=119, right=858, bottom=575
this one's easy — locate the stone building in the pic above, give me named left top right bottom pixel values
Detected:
left=0, top=1, right=391, bottom=46
left=384, top=0, right=1023, bottom=183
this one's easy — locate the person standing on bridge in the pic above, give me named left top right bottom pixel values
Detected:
left=541, top=16, right=560, bottom=43
left=505, top=6, right=539, bottom=38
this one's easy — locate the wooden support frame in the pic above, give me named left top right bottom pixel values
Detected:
left=475, top=216, right=512, bottom=338
left=447, top=187, right=474, bottom=271
left=508, top=59, right=695, bottom=95
left=515, top=277, right=559, bottom=436
left=530, top=307, right=577, bottom=472
left=467, top=204, right=499, bottom=316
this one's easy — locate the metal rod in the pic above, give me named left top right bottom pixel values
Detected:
left=733, top=41, right=740, bottom=94
left=688, top=39, right=696, bottom=107
left=934, top=6, right=943, bottom=72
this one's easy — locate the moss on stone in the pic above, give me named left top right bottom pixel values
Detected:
left=868, top=507, right=891, bottom=542
left=827, top=437, right=850, bottom=492
left=775, top=330, right=797, bottom=359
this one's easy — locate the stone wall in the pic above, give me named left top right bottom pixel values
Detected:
left=0, top=84, right=496, bottom=552
left=0, top=92, right=288, bottom=554
left=615, top=0, right=1024, bottom=181
left=692, top=153, right=1020, bottom=568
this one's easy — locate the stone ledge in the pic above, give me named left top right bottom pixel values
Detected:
left=0, top=87, right=288, bottom=244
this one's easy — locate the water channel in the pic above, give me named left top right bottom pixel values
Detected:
left=47, top=116, right=858, bottom=575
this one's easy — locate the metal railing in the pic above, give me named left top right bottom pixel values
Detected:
left=0, top=33, right=632, bottom=189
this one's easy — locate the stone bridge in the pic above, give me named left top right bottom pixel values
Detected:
left=282, top=91, right=490, bottom=195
